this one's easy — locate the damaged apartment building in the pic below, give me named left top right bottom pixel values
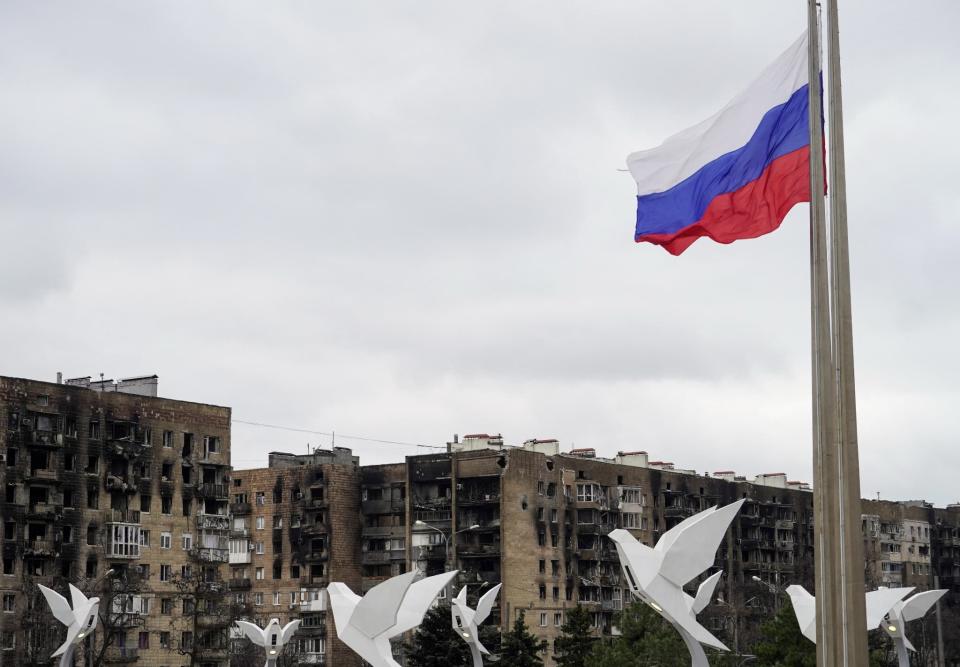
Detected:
left=5, top=368, right=960, bottom=667
left=226, top=433, right=960, bottom=666
left=0, top=374, right=232, bottom=667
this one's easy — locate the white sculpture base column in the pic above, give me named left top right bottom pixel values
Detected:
left=58, top=644, right=76, bottom=667
left=675, top=622, right=709, bottom=667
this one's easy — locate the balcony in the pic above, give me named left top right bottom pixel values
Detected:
left=361, top=498, right=404, bottom=514
left=197, top=514, right=230, bottom=531
left=415, top=544, right=447, bottom=560
left=29, top=431, right=63, bottom=447
left=106, top=475, right=137, bottom=494
left=298, top=653, right=326, bottom=665
left=457, top=492, right=500, bottom=506
left=28, top=502, right=61, bottom=518
left=104, top=647, right=139, bottom=662
left=229, top=550, right=252, bottom=565
left=24, top=539, right=58, bottom=556
left=299, top=596, right=327, bottom=613
left=228, top=578, right=251, bottom=591
left=106, top=509, right=141, bottom=524
left=230, top=502, right=251, bottom=515
left=302, top=523, right=328, bottom=536
left=458, top=544, right=500, bottom=558
left=197, top=483, right=229, bottom=500
left=362, top=551, right=391, bottom=565
left=28, top=468, right=60, bottom=482
left=362, top=526, right=403, bottom=539
left=191, top=547, right=228, bottom=563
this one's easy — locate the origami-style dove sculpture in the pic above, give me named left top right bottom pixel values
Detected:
left=329, top=570, right=459, bottom=667
left=609, top=499, right=745, bottom=667
left=451, top=583, right=502, bottom=667
left=235, top=617, right=301, bottom=667
left=38, top=583, right=100, bottom=667
left=883, top=589, right=947, bottom=666
left=785, top=584, right=916, bottom=650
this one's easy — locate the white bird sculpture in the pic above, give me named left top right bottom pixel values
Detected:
left=785, top=585, right=914, bottom=643
left=329, top=569, right=459, bottom=667
left=235, top=617, right=301, bottom=667
left=450, top=583, right=502, bottom=667
left=882, top=589, right=948, bottom=667
left=788, top=584, right=947, bottom=667
left=38, top=583, right=100, bottom=667
left=609, top=498, right=745, bottom=667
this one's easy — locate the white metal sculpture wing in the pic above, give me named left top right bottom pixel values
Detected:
left=329, top=570, right=459, bottom=667
left=39, top=585, right=75, bottom=627
left=474, top=584, right=502, bottom=625
left=865, top=587, right=914, bottom=630
left=452, top=583, right=502, bottom=666
left=351, top=570, right=419, bottom=639
left=785, top=585, right=817, bottom=643
left=657, top=500, right=745, bottom=587
left=38, top=584, right=100, bottom=658
left=610, top=498, right=745, bottom=663
left=279, top=619, right=301, bottom=644
left=236, top=620, right=268, bottom=645
left=390, top=571, right=460, bottom=636
left=899, top=589, right=946, bottom=623
left=786, top=585, right=914, bottom=644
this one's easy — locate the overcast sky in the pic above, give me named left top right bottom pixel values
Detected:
left=2, top=1, right=958, bottom=505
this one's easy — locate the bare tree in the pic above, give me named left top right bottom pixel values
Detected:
left=14, top=576, right=68, bottom=666
left=81, top=569, right=148, bottom=667
left=171, top=564, right=251, bottom=667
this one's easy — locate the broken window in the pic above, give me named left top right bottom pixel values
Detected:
left=161, top=462, right=172, bottom=480
left=89, top=421, right=100, bottom=440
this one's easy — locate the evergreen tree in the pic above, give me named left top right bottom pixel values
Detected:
left=404, top=603, right=500, bottom=667
left=554, top=605, right=595, bottom=667
left=500, top=610, right=548, bottom=667
left=588, top=601, right=686, bottom=667
left=753, top=599, right=816, bottom=667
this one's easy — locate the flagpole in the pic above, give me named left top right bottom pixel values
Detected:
left=824, top=0, right=869, bottom=663
left=805, top=3, right=842, bottom=664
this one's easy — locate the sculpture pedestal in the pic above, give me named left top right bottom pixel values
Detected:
left=468, top=644, right=484, bottom=667
left=893, top=639, right=909, bottom=667
left=674, top=622, right=709, bottom=667
left=58, top=645, right=76, bottom=667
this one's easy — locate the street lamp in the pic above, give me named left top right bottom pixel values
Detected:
left=413, top=520, right=479, bottom=564
left=750, top=574, right=784, bottom=612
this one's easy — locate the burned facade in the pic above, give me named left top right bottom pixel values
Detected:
left=229, top=449, right=362, bottom=667
left=4, top=368, right=960, bottom=666
left=0, top=374, right=232, bottom=667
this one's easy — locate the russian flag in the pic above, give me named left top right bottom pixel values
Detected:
left=629, top=33, right=812, bottom=256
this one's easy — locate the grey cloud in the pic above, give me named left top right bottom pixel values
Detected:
left=2, top=1, right=959, bottom=506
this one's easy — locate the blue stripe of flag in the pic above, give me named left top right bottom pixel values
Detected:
left=636, top=83, right=811, bottom=238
